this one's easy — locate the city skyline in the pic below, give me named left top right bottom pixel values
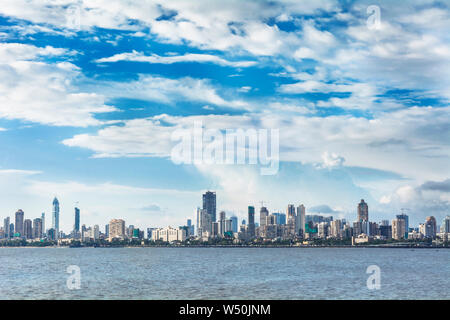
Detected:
left=1, top=192, right=448, bottom=241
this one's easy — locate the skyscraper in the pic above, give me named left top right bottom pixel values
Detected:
left=3, top=217, right=10, bottom=239
left=296, top=204, right=306, bottom=237
left=109, top=219, right=125, bottom=240
left=24, top=219, right=32, bottom=239
left=33, top=218, right=42, bottom=239
left=392, top=218, right=406, bottom=240
left=202, top=191, right=216, bottom=222
left=230, top=216, right=238, bottom=233
left=443, top=215, right=450, bottom=233
left=260, top=207, right=269, bottom=227
left=41, top=212, right=45, bottom=237
left=286, top=204, right=296, bottom=236
left=424, top=216, right=437, bottom=239
left=52, top=197, right=60, bottom=239
left=357, top=199, right=368, bottom=222
left=247, top=206, right=255, bottom=238
left=396, top=214, right=409, bottom=238
left=74, top=207, right=80, bottom=233
left=15, top=209, right=24, bottom=237
left=197, top=207, right=212, bottom=237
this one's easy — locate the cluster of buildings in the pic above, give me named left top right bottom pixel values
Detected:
left=1, top=193, right=449, bottom=245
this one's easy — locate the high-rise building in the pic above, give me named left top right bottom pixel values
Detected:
left=392, top=218, right=406, bottom=240
left=260, top=207, right=269, bottom=227
left=9, top=224, right=14, bottom=238
left=330, top=219, right=342, bottom=238
left=74, top=207, right=80, bottom=233
left=105, top=224, right=109, bottom=237
left=3, top=217, right=10, bottom=239
left=272, top=213, right=286, bottom=225
left=108, top=219, right=125, bottom=240
left=33, top=218, right=43, bottom=239
left=15, top=209, right=24, bottom=237
left=396, top=214, right=409, bottom=238
left=424, top=216, right=437, bottom=239
left=247, top=206, right=255, bottom=238
left=41, top=212, right=45, bottom=237
left=52, top=197, right=60, bottom=239
left=286, top=204, right=296, bottom=236
left=442, top=215, right=450, bottom=233
left=197, top=207, right=212, bottom=237
left=296, top=204, right=306, bottom=237
left=202, top=191, right=216, bottom=222
left=24, top=219, right=32, bottom=239
left=357, top=199, right=368, bottom=222
left=230, top=216, right=238, bottom=233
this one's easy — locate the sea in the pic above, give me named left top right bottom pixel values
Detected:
left=0, top=247, right=448, bottom=300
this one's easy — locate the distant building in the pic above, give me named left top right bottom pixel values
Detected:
left=202, top=191, right=216, bottom=222
left=74, top=207, right=80, bottom=233
left=230, top=216, right=238, bottom=233
left=41, top=212, right=45, bottom=237
left=296, top=204, right=306, bottom=237
left=52, top=197, right=60, bottom=239
left=442, top=216, right=450, bottom=233
left=424, top=216, right=437, bottom=239
left=247, top=206, right=255, bottom=238
left=15, top=209, right=24, bottom=237
left=197, top=207, right=212, bottom=237
left=109, top=219, right=126, bottom=240
left=259, top=207, right=269, bottom=227
left=3, top=217, right=10, bottom=239
left=357, top=199, right=368, bottom=222
left=24, top=219, right=32, bottom=239
left=33, top=218, right=43, bottom=239
left=392, top=218, right=406, bottom=240
left=396, top=214, right=409, bottom=238
left=272, top=213, right=286, bottom=225
left=330, top=219, right=342, bottom=238
left=152, top=226, right=186, bottom=242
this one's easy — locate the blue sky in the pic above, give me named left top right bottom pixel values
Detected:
left=0, top=0, right=449, bottom=232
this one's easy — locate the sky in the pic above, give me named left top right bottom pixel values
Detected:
left=0, top=0, right=449, bottom=232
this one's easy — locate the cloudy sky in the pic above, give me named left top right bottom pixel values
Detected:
left=0, top=0, right=449, bottom=232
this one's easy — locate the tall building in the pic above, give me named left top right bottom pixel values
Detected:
left=41, top=212, right=45, bottom=237
left=202, top=191, right=216, bottom=222
left=74, top=207, right=80, bottom=233
left=15, top=209, right=24, bottom=237
left=392, top=218, right=406, bottom=240
left=247, top=206, right=255, bottom=238
left=3, top=217, right=10, bottom=239
left=286, top=204, right=296, bottom=236
left=357, top=199, right=368, bottom=222
left=442, top=215, right=450, bottom=233
left=33, top=218, right=43, bottom=239
left=197, top=207, right=212, bottom=237
left=330, top=219, right=342, bottom=238
left=272, top=213, right=286, bottom=225
left=396, top=214, right=409, bottom=238
left=52, top=197, right=60, bottom=239
left=24, top=219, right=32, bottom=239
left=260, top=207, right=269, bottom=227
left=230, top=216, right=238, bottom=233
left=105, top=224, right=109, bottom=237
left=296, top=204, right=306, bottom=237
left=109, top=219, right=125, bottom=240
left=424, top=216, right=437, bottom=239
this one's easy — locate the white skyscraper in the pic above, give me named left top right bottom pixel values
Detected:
left=296, top=204, right=306, bottom=237
left=52, top=197, right=60, bottom=239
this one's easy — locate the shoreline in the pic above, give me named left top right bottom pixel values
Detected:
left=1, top=245, right=448, bottom=249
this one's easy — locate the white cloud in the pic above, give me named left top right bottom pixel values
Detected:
left=0, top=43, right=116, bottom=127
left=96, top=50, right=257, bottom=67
